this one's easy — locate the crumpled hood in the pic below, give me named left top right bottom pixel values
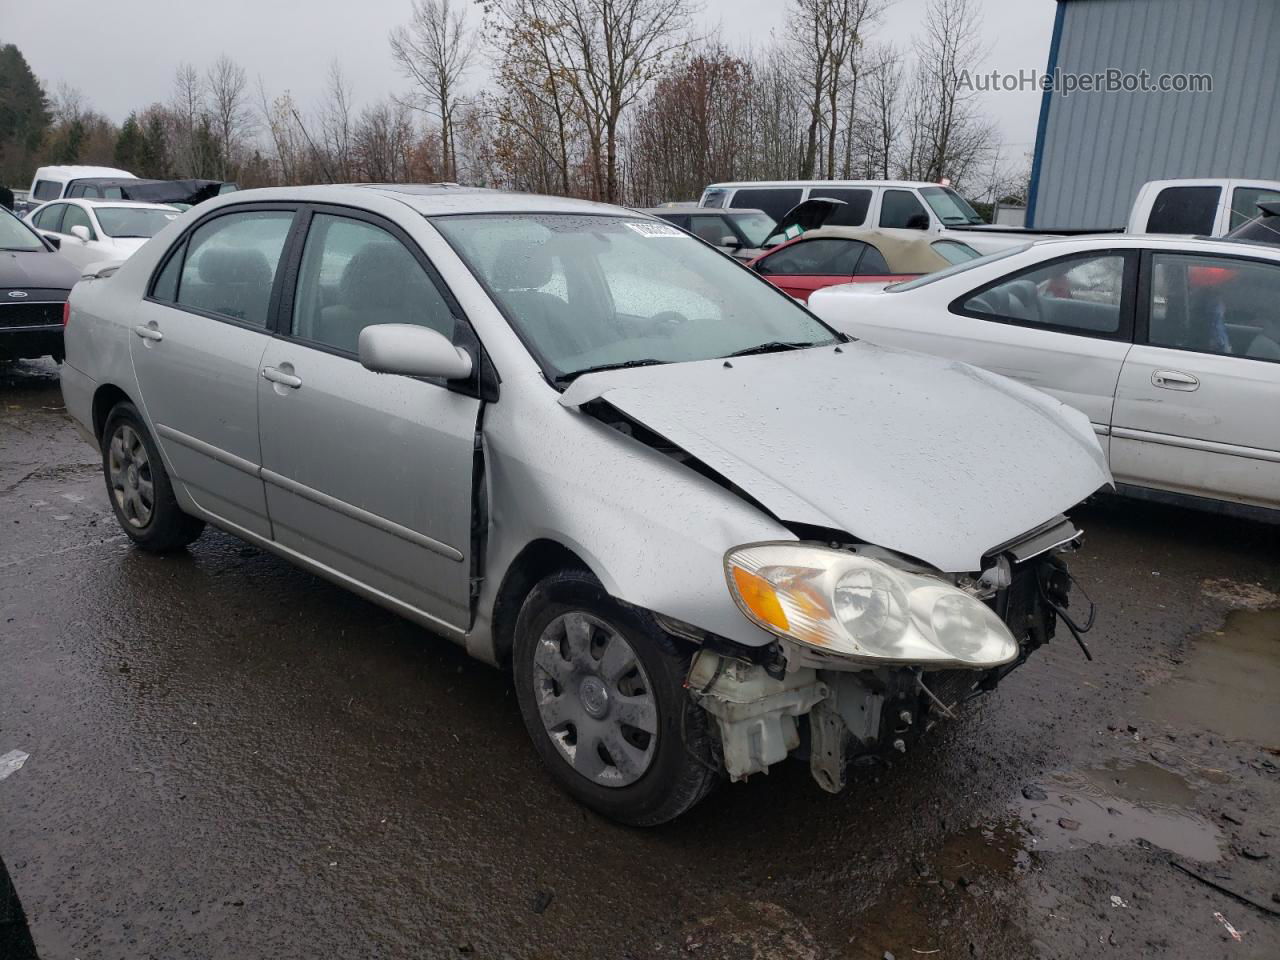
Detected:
left=0, top=250, right=80, bottom=291
left=560, top=342, right=1111, bottom=572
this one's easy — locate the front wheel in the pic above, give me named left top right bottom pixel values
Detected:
left=512, top=569, right=719, bottom=826
left=101, top=401, right=205, bottom=552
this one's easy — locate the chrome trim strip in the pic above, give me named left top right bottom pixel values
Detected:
left=0, top=324, right=63, bottom=333
left=1111, top=426, right=1280, bottom=464
left=1092, top=422, right=1109, bottom=436
left=154, top=423, right=261, bottom=477
left=261, top=468, right=464, bottom=563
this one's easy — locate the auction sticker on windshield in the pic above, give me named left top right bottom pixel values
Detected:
left=624, top=221, right=687, bottom=238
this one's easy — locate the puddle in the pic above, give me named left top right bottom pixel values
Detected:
left=1145, top=608, right=1280, bottom=745
left=1015, top=759, right=1221, bottom=862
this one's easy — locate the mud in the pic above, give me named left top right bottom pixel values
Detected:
left=2, top=358, right=1278, bottom=959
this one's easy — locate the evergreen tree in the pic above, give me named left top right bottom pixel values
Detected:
left=115, top=112, right=146, bottom=172
left=0, top=43, right=51, bottom=186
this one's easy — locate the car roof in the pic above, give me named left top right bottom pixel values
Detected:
left=71, top=198, right=181, bottom=211
left=34, top=165, right=136, bottom=180
left=775, top=227, right=952, bottom=272
left=1022, top=232, right=1280, bottom=260
left=205, top=183, right=641, bottom=218
left=637, top=206, right=768, bottom=217
left=704, top=180, right=943, bottom=191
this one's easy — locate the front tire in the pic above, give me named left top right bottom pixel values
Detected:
left=512, top=569, right=719, bottom=826
left=101, top=401, right=204, bottom=552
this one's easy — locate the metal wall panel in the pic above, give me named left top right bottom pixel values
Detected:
left=1030, top=0, right=1280, bottom=228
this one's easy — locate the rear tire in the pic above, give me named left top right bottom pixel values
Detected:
left=512, top=568, right=719, bottom=826
left=101, top=401, right=204, bottom=552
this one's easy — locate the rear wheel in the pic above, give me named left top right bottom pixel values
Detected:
left=512, top=568, right=719, bottom=826
left=101, top=401, right=204, bottom=552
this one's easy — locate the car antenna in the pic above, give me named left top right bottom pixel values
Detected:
left=292, top=106, right=336, bottom=184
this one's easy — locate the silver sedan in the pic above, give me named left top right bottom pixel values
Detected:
left=61, top=185, right=1109, bottom=824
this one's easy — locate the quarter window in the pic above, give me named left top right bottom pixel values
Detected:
left=879, top=190, right=930, bottom=230
left=758, top=238, right=861, bottom=276
left=1147, top=253, right=1280, bottom=361
left=290, top=213, right=455, bottom=354
left=32, top=180, right=61, bottom=201
left=961, top=253, right=1127, bottom=335
left=175, top=210, right=293, bottom=327
left=854, top=244, right=891, bottom=275
left=1145, top=186, right=1220, bottom=235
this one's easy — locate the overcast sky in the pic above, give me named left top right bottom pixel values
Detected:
left=3, top=0, right=1054, bottom=162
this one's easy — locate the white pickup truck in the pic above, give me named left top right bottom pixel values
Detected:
left=699, top=178, right=1280, bottom=255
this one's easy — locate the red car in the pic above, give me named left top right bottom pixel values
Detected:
left=746, top=197, right=980, bottom=301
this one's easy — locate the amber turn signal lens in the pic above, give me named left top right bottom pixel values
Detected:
left=730, top=566, right=790, bottom=632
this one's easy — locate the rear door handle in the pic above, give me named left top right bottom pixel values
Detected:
left=261, top=366, right=302, bottom=389
left=1151, top=369, right=1199, bottom=391
left=133, top=323, right=163, bottom=342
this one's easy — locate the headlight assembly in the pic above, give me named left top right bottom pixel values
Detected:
left=725, top=543, right=1018, bottom=667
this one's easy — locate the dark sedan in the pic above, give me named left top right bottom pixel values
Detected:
left=0, top=207, right=79, bottom=363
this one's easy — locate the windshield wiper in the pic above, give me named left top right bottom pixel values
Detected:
left=555, top=358, right=666, bottom=385
left=723, top=340, right=820, bottom=359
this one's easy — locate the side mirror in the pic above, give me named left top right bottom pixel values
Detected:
left=70, top=225, right=91, bottom=243
left=719, top=235, right=742, bottom=249
left=358, top=323, right=473, bottom=380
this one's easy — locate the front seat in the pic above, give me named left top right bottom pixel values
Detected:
left=316, top=242, right=419, bottom=354
left=490, top=239, right=585, bottom=360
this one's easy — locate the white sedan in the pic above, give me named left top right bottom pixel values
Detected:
left=809, top=235, right=1280, bottom=519
left=26, top=198, right=181, bottom=271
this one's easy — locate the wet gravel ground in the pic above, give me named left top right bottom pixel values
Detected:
left=1, top=357, right=1277, bottom=960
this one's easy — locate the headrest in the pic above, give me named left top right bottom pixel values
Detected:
left=197, top=246, right=272, bottom=286
left=490, top=238, right=554, bottom=291
left=339, top=241, right=413, bottom=309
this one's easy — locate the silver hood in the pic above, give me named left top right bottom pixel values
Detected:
left=560, top=341, right=1111, bottom=573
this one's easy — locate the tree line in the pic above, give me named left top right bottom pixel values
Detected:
left=0, top=0, right=1029, bottom=207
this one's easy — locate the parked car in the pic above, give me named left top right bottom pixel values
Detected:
left=0, top=206, right=79, bottom=363
left=1126, top=178, right=1280, bottom=237
left=809, top=235, right=1280, bottom=520
left=746, top=199, right=980, bottom=301
left=62, top=177, right=238, bottom=209
left=699, top=179, right=1048, bottom=254
left=639, top=205, right=776, bottom=261
left=62, top=184, right=1108, bottom=825
left=1225, top=199, right=1280, bottom=247
left=27, top=165, right=137, bottom=203
left=26, top=199, right=181, bottom=271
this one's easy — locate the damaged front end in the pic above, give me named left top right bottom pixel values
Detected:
left=685, top=522, right=1088, bottom=793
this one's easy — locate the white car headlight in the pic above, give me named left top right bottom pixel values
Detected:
left=725, top=543, right=1018, bottom=667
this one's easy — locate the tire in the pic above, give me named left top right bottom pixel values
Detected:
left=101, top=401, right=204, bottom=552
left=512, top=568, right=719, bottom=826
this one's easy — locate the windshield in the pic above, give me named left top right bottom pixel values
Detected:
left=728, top=211, right=777, bottom=247
left=432, top=213, right=838, bottom=380
left=920, top=186, right=985, bottom=225
left=94, top=206, right=180, bottom=239
left=0, top=209, right=46, bottom=251
left=888, top=244, right=1030, bottom=291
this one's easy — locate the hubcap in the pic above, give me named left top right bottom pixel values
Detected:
left=107, top=424, right=155, bottom=529
left=532, top=612, right=658, bottom=788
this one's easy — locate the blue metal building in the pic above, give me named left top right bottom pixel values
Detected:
left=1027, top=0, right=1280, bottom=228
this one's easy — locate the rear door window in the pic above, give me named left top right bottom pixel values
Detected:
left=174, top=210, right=294, bottom=327
left=1145, top=186, right=1220, bottom=235
left=688, top=215, right=734, bottom=245
left=808, top=188, right=871, bottom=227
left=879, top=190, right=931, bottom=230
left=729, top=188, right=803, bottom=222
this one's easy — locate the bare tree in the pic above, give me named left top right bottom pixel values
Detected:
left=171, top=63, right=210, bottom=178
left=320, top=61, right=355, bottom=181
left=900, top=0, right=995, bottom=188
left=207, top=55, right=253, bottom=180
left=856, top=44, right=902, bottom=179
left=390, top=0, right=474, bottom=180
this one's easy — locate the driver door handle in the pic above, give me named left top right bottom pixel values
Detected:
left=1152, top=369, right=1199, bottom=391
left=133, top=323, right=163, bottom=342
left=262, top=366, right=302, bottom=389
